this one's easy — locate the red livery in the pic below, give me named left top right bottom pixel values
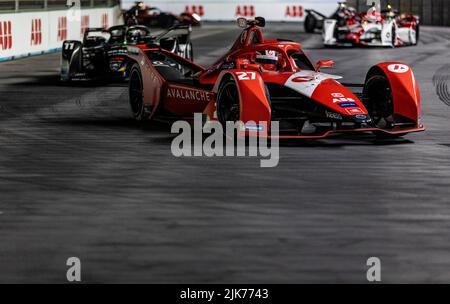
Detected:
left=127, top=17, right=424, bottom=139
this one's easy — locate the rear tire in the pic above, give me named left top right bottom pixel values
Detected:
left=304, top=14, right=317, bottom=33
left=391, top=24, right=397, bottom=47
left=128, top=64, right=146, bottom=122
left=414, top=24, right=420, bottom=45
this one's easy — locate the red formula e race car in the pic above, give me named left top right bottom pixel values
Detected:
left=127, top=17, right=424, bottom=139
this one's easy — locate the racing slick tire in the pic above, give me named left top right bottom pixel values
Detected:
left=363, top=72, right=406, bottom=138
left=304, top=14, right=317, bottom=33
left=391, top=24, right=397, bottom=48
left=128, top=63, right=147, bottom=123
left=216, top=77, right=241, bottom=126
left=414, top=24, right=420, bottom=45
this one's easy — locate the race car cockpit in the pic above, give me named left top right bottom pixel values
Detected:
left=126, top=26, right=152, bottom=45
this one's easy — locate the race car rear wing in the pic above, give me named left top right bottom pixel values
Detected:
left=154, top=25, right=192, bottom=41
left=145, top=25, right=192, bottom=47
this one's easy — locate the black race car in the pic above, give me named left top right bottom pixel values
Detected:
left=61, top=25, right=193, bottom=82
left=124, top=2, right=201, bottom=28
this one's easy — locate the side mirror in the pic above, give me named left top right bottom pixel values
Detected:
left=237, top=18, right=247, bottom=28
left=316, top=59, right=334, bottom=72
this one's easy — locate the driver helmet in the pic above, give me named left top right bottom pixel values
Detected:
left=255, top=50, right=280, bottom=71
left=385, top=4, right=396, bottom=17
left=366, top=3, right=380, bottom=22
left=127, top=28, right=148, bottom=44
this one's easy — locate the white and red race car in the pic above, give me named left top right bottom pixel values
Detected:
left=323, top=5, right=420, bottom=47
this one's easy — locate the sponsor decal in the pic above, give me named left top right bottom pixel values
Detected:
left=331, top=93, right=357, bottom=104
left=243, top=124, right=265, bottom=131
left=346, top=108, right=365, bottom=115
left=355, top=114, right=368, bottom=120
left=235, top=5, right=255, bottom=17
left=292, top=76, right=315, bottom=83
left=338, top=102, right=358, bottom=108
left=242, top=124, right=264, bottom=132
left=387, top=64, right=410, bottom=74
left=331, top=93, right=344, bottom=97
left=152, top=60, right=178, bottom=67
left=285, top=5, right=304, bottom=18
left=167, top=87, right=212, bottom=102
left=221, top=62, right=236, bottom=70
left=57, top=17, right=67, bottom=41
left=127, top=47, right=140, bottom=55
left=0, top=21, right=13, bottom=50
left=325, top=111, right=343, bottom=120
left=334, top=97, right=356, bottom=103
left=31, top=19, right=42, bottom=46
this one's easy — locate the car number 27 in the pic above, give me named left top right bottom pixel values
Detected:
left=236, top=72, right=256, bottom=81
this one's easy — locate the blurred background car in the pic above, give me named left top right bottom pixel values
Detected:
left=124, top=1, right=202, bottom=28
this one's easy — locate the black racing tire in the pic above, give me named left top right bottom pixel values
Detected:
left=304, top=14, right=317, bottom=33
left=216, top=78, right=241, bottom=126
left=391, top=24, right=397, bottom=47
left=128, top=63, right=146, bottom=122
left=363, top=73, right=404, bottom=138
left=414, top=24, right=420, bottom=45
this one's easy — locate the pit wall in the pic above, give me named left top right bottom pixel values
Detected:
left=0, top=5, right=122, bottom=61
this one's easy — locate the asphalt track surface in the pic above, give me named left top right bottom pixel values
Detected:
left=1, top=23, right=450, bottom=283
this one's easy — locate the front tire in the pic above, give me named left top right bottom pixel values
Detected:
left=128, top=64, right=146, bottom=122
left=304, top=14, right=317, bottom=33
left=216, top=78, right=241, bottom=126
left=363, top=73, right=404, bottom=138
